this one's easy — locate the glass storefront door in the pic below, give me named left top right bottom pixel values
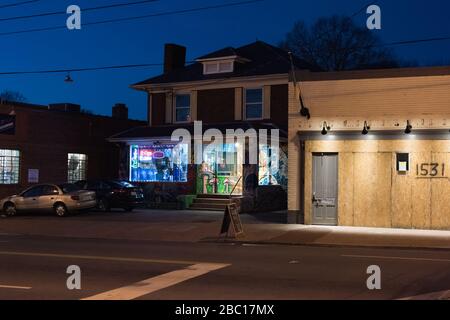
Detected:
left=197, top=144, right=243, bottom=195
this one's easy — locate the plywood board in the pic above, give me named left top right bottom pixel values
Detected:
left=391, top=155, right=413, bottom=229
left=375, top=153, right=392, bottom=228
left=353, top=153, right=378, bottom=227
left=338, top=153, right=354, bottom=226
left=431, top=153, right=450, bottom=229
left=410, top=152, right=432, bottom=230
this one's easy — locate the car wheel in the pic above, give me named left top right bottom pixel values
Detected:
left=98, top=199, right=110, bottom=212
left=3, top=203, right=16, bottom=217
left=54, top=203, right=68, bottom=217
left=124, top=207, right=134, bottom=212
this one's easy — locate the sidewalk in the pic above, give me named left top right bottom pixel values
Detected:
left=233, top=223, right=450, bottom=250
left=0, top=209, right=449, bottom=249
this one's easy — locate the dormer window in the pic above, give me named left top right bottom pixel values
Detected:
left=203, top=60, right=234, bottom=75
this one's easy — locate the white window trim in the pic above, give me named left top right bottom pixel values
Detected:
left=173, top=92, right=192, bottom=124
left=67, top=153, right=88, bottom=183
left=0, top=149, right=20, bottom=185
left=202, top=60, right=234, bottom=75
left=244, top=87, right=264, bottom=120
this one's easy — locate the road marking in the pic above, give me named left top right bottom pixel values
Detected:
left=0, top=284, right=32, bottom=290
left=0, top=251, right=204, bottom=266
left=83, top=263, right=230, bottom=300
left=342, top=254, right=450, bottom=263
left=399, top=289, right=450, bottom=300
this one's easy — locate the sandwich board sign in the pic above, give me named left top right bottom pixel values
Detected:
left=220, top=203, right=244, bottom=238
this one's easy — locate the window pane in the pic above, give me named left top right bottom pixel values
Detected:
left=205, top=63, right=219, bottom=74
left=219, top=62, right=233, bottom=72
left=176, top=95, right=190, bottom=108
left=0, top=149, right=20, bottom=184
left=246, top=104, right=263, bottom=119
left=129, top=144, right=189, bottom=183
left=246, top=89, right=263, bottom=104
left=68, top=153, right=88, bottom=183
left=176, top=108, right=190, bottom=122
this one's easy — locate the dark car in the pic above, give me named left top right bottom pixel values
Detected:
left=74, top=180, right=145, bottom=212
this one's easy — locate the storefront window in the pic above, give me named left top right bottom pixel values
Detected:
left=259, top=145, right=288, bottom=189
left=197, top=144, right=243, bottom=195
left=68, top=153, right=87, bottom=183
left=0, top=149, right=20, bottom=184
left=130, top=144, right=188, bottom=183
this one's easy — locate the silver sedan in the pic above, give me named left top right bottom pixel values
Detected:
left=0, top=184, right=97, bottom=217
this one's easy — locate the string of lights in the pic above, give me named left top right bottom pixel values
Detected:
left=0, top=0, right=264, bottom=36
left=0, top=0, right=159, bottom=23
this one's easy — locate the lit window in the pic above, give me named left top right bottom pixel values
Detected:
left=68, top=153, right=87, bottom=183
left=258, top=144, right=288, bottom=189
left=245, top=88, right=263, bottom=120
left=129, top=144, right=189, bottom=183
left=175, top=94, right=191, bottom=122
left=0, top=149, right=20, bottom=184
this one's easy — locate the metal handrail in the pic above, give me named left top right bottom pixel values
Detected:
left=229, top=176, right=242, bottom=199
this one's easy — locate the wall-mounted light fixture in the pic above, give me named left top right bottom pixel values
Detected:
left=362, top=121, right=371, bottom=135
left=321, top=121, right=331, bottom=135
left=404, top=120, right=413, bottom=134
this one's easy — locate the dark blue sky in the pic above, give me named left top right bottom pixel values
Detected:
left=1, top=0, right=449, bottom=120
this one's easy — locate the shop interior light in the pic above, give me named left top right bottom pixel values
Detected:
left=321, top=121, right=331, bottom=135
left=405, top=120, right=413, bottom=134
left=362, top=121, right=371, bottom=135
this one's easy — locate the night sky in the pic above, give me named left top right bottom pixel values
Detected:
left=1, top=0, right=449, bottom=120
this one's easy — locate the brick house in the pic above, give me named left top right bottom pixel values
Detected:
left=110, top=41, right=316, bottom=211
left=0, top=101, right=144, bottom=199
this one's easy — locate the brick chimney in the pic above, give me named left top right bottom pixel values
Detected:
left=112, top=103, right=128, bottom=120
left=164, top=43, right=186, bottom=73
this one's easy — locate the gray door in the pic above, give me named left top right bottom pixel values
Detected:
left=312, top=153, right=338, bottom=225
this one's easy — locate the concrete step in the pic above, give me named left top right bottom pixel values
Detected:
left=196, top=194, right=231, bottom=199
left=193, top=198, right=231, bottom=205
left=189, top=203, right=228, bottom=211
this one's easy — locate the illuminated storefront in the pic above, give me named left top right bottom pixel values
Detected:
left=196, top=143, right=243, bottom=195
left=130, top=144, right=189, bottom=183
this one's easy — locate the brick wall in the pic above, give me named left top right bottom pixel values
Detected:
left=0, top=103, right=144, bottom=199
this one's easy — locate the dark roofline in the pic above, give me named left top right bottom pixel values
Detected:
left=133, top=41, right=317, bottom=87
left=0, top=100, right=145, bottom=123
left=293, top=65, right=450, bottom=82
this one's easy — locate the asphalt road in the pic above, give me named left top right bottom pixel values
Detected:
left=0, top=232, right=449, bottom=300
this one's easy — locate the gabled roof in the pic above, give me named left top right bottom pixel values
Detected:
left=133, top=41, right=318, bottom=87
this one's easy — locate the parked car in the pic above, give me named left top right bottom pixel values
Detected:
left=0, top=183, right=97, bottom=217
left=74, top=180, right=145, bottom=212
